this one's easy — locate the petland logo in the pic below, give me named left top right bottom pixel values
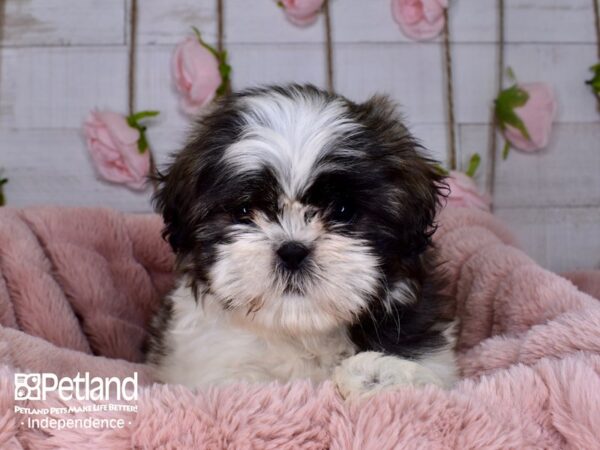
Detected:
left=14, top=372, right=138, bottom=402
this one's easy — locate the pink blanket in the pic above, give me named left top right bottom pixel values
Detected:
left=1, top=206, right=599, bottom=449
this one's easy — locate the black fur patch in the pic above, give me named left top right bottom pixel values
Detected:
left=142, top=295, right=174, bottom=365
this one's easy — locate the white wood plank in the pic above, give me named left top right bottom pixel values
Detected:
left=134, top=46, right=185, bottom=130
left=334, top=0, right=596, bottom=44
left=495, top=206, right=600, bottom=272
left=0, top=130, right=154, bottom=212
left=331, top=0, right=433, bottom=44
left=137, top=0, right=324, bottom=45
left=135, top=0, right=596, bottom=45
left=459, top=123, right=600, bottom=208
left=135, top=41, right=448, bottom=160
left=451, top=0, right=596, bottom=44
left=135, top=43, right=327, bottom=129
left=229, top=43, right=326, bottom=88
left=2, top=0, right=125, bottom=47
left=334, top=43, right=446, bottom=123
left=3, top=41, right=595, bottom=130
left=0, top=121, right=446, bottom=209
left=410, top=123, right=449, bottom=165
left=136, top=0, right=218, bottom=46
left=337, top=42, right=598, bottom=125
left=226, top=0, right=325, bottom=45
left=145, top=126, right=192, bottom=170
left=454, top=43, right=599, bottom=124
left=0, top=124, right=444, bottom=212
left=0, top=47, right=128, bottom=129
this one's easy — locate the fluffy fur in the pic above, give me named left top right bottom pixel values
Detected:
left=146, top=84, right=458, bottom=395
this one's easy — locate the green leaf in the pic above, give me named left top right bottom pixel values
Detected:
left=502, top=141, right=511, bottom=160
left=191, top=27, right=221, bottom=60
left=465, top=153, right=481, bottom=177
left=125, top=111, right=158, bottom=153
left=216, top=51, right=232, bottom=97
left=494, top=84, right=531, bottom=140
left=137, top=130, right=149, bottom=154
left=191, top=26, right=203, bottom=42
left=219, top=61, right=232, bottom=79
left=506, top=66, right=517, bottom=84
left=128, top=110, right=159, bottom=123
left=586, top=63, right=600, bottom=94
left=434, top=164, right=449, bottom=176
left=190, top=26, right=232, bottom=97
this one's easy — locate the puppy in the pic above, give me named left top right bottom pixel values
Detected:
left=145, top=84, right=457, bottom=399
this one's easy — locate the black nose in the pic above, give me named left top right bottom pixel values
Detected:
left=277, top=242, right=309, bottom=270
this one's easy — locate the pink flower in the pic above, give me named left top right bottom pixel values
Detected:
left=502, top=83, right=557, bottom=152
left=444, top=171, right=491, bottom=211
left=84, top=111, right=150, bottom=190
left=391, top=0, right=447, bottom=41
left=172, top=37, right=222, bottom=115
left=280, top=0, right=325, bottom=26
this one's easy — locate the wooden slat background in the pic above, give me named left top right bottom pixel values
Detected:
left=0, top=0, right=598, bottom=272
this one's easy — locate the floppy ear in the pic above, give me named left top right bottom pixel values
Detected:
left=394, top=144, right=446, bottom=255
left=153, top=95, right=247, bottom=255
left=152, top=155, right=197, bottom=254
left=355, top=95, right=446, bottom=256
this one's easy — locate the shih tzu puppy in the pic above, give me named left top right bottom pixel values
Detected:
left=145, top=84, right=458, bottom=398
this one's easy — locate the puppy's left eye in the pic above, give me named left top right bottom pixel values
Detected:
left=330, top=202, right=355, bottom=223
left=233, top=205, right=253, bottom=224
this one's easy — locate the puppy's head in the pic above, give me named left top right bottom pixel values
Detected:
left=155, top=84, right=443, bottom=334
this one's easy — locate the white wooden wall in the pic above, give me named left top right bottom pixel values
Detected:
left=0, top=0, right=599, bottom=272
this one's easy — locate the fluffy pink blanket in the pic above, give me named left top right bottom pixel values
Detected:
left=1, top=206, right=599, bottom=449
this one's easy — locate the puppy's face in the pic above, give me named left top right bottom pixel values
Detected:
left=155, top=85, right=443, bottom=335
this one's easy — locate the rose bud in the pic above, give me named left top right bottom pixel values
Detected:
left=172, top=36, right=222, bottom=115
left=392, top=0, right=448, bottom=41
left=496, top=82, right=557, bottom=153
left=84, top=111, right=150, bottom=190
left=280, top=0, right=325, bottom=27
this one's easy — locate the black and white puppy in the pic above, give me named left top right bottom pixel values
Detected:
left=146, top=84, right=457, bottom=398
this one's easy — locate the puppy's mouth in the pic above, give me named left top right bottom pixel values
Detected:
left=276, top=261, right=312, bottom=296
left=283, top=282, right=304, bottom=295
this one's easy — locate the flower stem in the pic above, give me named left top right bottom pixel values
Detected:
left=502, top=141, right=511, bottom=160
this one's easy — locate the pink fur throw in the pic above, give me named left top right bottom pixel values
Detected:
left=1, top=206, right=599, bottom=449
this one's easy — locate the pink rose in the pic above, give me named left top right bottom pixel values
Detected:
left=444, top=171, right=491, bottom=211
left=502, top=83, right=557, bottom=152
left=392, top=0, right=448, bottom=41
left=84, top=111, right=150, bottom=190
left=172, top=37, right=222, bottom=115
left=391, top=0, right=447, bottom=41
left=280, top=0, right=325, bottom=27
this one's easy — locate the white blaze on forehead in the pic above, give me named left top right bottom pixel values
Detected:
left=223, top=90, right=360, bottom=197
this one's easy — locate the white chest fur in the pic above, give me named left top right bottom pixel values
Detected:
left=152, top=282, right=357, bottom=388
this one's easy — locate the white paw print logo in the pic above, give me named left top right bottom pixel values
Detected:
left=14, top=373, right=41, bottom=400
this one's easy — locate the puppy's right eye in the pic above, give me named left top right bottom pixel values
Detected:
left=233, top=205, right=253, bottom=224
left=330, top=203, right=355, bottom=223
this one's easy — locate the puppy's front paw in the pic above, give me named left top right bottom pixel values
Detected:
left=333, top=351, right=445, bottom=400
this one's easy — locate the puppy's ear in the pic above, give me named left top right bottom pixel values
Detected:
left=395, top=144, right=446, bottom=255
left=355, top=95, right=446, bottom=256
left=153, top=96, right=245, bottom=255
left=152, top=158, right=196, bottom=254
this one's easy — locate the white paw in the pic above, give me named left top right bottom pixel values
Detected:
left=333, top=351, right=445, bottom=400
